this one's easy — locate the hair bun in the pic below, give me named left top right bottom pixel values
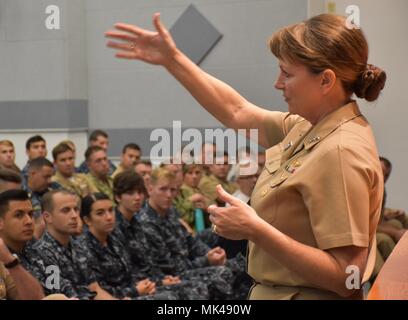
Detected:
left=354, top=64, right=387, bottom=102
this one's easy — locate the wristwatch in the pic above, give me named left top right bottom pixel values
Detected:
left=5, top=254, right=20, bottom=269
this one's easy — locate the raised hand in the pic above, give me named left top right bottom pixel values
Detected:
left=105, top=13, right=177, bottom=66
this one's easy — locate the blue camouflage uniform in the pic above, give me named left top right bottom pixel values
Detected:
left=113, top=208, right=165, bottom=282
left=78, top=229, right=183, bottom=300
left=137, top=204, right=238, bottom=299
left=113, top=208, right=211, bottom=299
left=34, top=232, right=98, bottom=299
left=21, top=163, right=29, bottom=184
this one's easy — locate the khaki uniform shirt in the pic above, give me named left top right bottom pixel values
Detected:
left=174, top=184, right=212, bottom=231
left=111, top=164, right=126, bottom=179
left=52, top=171, right=92, bottom=198
left=248, top=102, right=383, bottom=299
left=0, top=263, right=18, bottom=300
left=85, top=173, right=114, bottom=201
left=199, top=174, right=238, bottom=205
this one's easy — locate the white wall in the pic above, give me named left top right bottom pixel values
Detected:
left=309, top=0, right=408, bottom=211
left=86, top=0, right=307, bottom=129
left=0, top=0, right=88, bottom=101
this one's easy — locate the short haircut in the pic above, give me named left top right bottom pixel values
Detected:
left=85, top=146, right=105, bottom=162
left=89, top=130, right=108, bottom=142
left=28, top=157, right=54, bottom=173
left=52, top=143, right=74, bottom=161
left=113, top=170, right=146, bottom=200
left=60, top=140, right=75, bottom=149
left=380, top=156, right=392, bottom=170
left=150, top=167, right=175, bottom=185
left=135, top=160, right=152, bottom=167
left=122, top=143, right=141, bottom=154
left=41, top=189, right=77, bottom=214
left=80, top=193, right=111, bottom=220
left=0, top=140, right=14, bottom=148
left=26, top=135, right=46, bottom=150
left=0, top=169, right=22, bottom=185
left=0, top=189, right=29, bottom=218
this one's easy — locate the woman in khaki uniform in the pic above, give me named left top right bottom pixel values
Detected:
left=105, top=14, right=386, bottom=299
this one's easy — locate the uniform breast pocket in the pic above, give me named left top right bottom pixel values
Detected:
left=255, top=167, right=292, bottom=224
left=268, top=169, right=291, bottom=188
left=264, top=144, right=283, bottom=175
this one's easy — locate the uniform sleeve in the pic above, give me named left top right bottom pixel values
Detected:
left=91, top=255, right=139, bottom=299
left=35, top=246, right=83, bottom=298
left=198, top=177, right=218, bottom=205
left=141, top=220, right=175, bottom=271
left=299, top=145, right=381, bottom=250
left=3, top=266, right=19, bottom=300
left=174, top=190, right=195, bottom=228
left=262, top=111, right=304, bottom=148
left=185, top=232, right=211, bottom=269
left=85, top=176, right=99, bottom=194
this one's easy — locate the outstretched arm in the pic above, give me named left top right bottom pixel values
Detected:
left=105, top=13, right=272, bottom=148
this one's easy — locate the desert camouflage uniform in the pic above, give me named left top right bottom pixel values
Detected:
left=52, top=171, right=92, bottom=198
left=85, top=173, right=114, bottom=201
left=174, top=184, right=212, bottom=232
left=78, top=160, right=116, bottom=176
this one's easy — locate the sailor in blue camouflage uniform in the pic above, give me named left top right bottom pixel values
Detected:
left=34, top=190, right=116, bottom=299
left=140, top=202, right=244, bottom=299
left=35, top=231, right=99, bottom=299
left=138, top=168, right=239, bottom=299
left=78, top=193, right=186, bottom=300
left=22, top=157, right=61, bottom=240
left=0, top=189, right=75, bottom=298
left=112, top=171, right=210, bottom=299
left=22, top=158, right=58, bottom=217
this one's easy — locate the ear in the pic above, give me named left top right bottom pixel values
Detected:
left=43, top=211, right=51, bottom=224
left=0, top=217, right=4, bottom=231
left=320, top=69, right=337, bottom=94
left=146, top=182, right=154, bottom=196
left=114, top=194, right=121, bottom=204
